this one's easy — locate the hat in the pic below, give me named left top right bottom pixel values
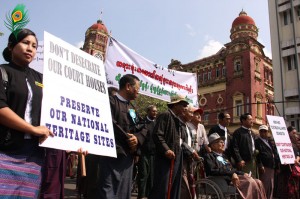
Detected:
left=167, top=94, right=189, bottom=105
left=259, top=125, right=268, bottom=131
left=192, top=107, right=203, bottom=115
left=208, top=133, right=225, bottom=146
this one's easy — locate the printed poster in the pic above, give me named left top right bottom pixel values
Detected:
left=40, top=31, right=116, bottom=157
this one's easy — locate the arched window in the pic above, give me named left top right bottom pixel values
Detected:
left=232, top=92, right=244, bottom=122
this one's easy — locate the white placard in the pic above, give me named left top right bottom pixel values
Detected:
left=40, top=31, right=116, bottom=157
left=266, top=115, right=295, bottom=164
left=105, top=37, right=198, bottom=106
left=29, top=41, right=44, bottom=74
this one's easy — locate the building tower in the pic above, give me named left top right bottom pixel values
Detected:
left=268, top=0, right=300, bottom=129
left=82, top=19, right=109, bottom=61
left=169, top=11, right=274, bottom=132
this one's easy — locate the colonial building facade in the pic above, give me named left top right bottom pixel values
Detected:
left=169, top=11, right=274, bottom=132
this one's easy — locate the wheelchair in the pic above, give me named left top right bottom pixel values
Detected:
left=193, top=158, right=238, bottom=199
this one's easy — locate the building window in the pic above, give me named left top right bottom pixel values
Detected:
left=235, top=100, right=243, bottom=117
left=287, top=55, right=296, bottom=71
left=208, top=71, right=212, bottom=80
left=256, top=62, right=260, bottom=73
left=216, top=68, right=220, bottom=78
left=222, top=66, right=226, bottom=77
left=297, top=6, right=300, bottom=20
left=283, top=9, right=293, bottom=25
left=287, top=56, right=292, bottom=70
left=203, top=73, right=207, bottom=82
left=203, top=113, right=209, bottom=121
left=198, top=74, right=202, bottom=84
left=290, top=9, right=293, bottom=23
left=283, top=11, right=288, bottom=25
left=265, top=71, right=269, bottom=82
left=233, top=93, right=244, bottom=122
left=234, top=60, right=241, bottom=71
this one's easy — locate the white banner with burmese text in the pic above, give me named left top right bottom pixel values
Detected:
left=105, top=37, right=198, bottom=106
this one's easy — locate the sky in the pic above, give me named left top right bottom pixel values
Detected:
left=0, top=0, right=271, bottom=67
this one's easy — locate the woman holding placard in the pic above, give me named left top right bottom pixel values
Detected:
left=0, top=27, right=54, bottom=198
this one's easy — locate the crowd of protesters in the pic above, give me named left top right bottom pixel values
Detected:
left=1, top=28, right=300, bottom=199
left=71, top=74, right=299, bottom=199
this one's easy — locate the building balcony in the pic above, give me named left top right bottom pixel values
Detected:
left=285, top=106, right=300, bottom=115
left=284, top=89, right=299, bottom=98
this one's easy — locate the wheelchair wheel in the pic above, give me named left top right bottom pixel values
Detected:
left=195, top=178, right=225, bottom=199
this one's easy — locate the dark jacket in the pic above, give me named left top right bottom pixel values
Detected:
left=110, top=95, right=147, bottom=156
left=0, top=63, right=43, bottom=150
left=204, top=152, right=244, bottom=183
left=209, top=125, right=226, bottom=137
left=140, top=117, right=156, bottom=155
left=232, top=127, right=256, bottom=163
left=153, top=110, right=186, bottom=157
left=255, top=137, right=278, bottom=169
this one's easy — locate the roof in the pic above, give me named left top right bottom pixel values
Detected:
left=89, top=20, right=108, bottom=33
left=232, top=10, right=255, bottom=27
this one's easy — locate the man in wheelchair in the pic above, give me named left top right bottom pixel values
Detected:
left=204, top=133, right=267, bottom=199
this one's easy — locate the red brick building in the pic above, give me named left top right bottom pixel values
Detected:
left=168, top=11, right=274, bottom=132
left=82, top=19, right=109, bottom=62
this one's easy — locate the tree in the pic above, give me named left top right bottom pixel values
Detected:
left=133, top=94, right=168, bottom=118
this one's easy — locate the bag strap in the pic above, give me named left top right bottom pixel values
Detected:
left=0, top=66, right=8, bottom=91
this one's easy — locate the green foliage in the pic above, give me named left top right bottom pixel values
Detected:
left=133, top=94, right=168, bottom=117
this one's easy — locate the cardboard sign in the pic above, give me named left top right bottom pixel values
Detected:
left=267, top=115, right=295, bottom=164
left=40, top=31, right=116, bottom=157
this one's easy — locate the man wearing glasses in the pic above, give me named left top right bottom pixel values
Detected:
left=95, top=74, right=147, bottom=199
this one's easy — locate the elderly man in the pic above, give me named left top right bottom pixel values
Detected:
left=204, top=133, right=267, bottom=199
left=149, top=94, right=189, bottom=199
left=255, top=125, right=278, bottom=199
left=178, top=105, right=201, bottom=199
left=187, top=107, right=210, bottom=156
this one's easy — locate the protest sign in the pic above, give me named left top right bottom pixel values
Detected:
left=40, top=31, right=116, bottom=157
left=29, top=41, right=44, bottom=73
left=267, top=115, right=294, bottom=164
left=105, top=37, right=198, bottom=106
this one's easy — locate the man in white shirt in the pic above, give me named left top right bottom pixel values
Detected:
left=187, top=107, right=210, bottom=155
left=208, top=112, right=232, bottom=159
